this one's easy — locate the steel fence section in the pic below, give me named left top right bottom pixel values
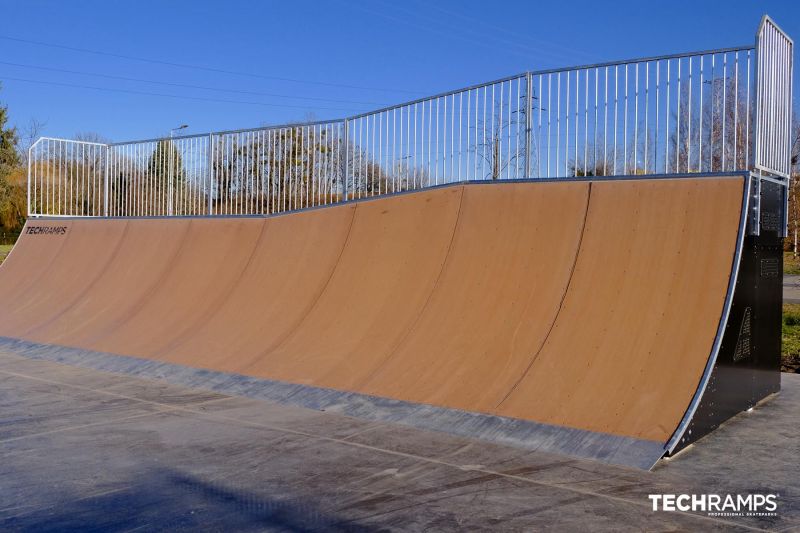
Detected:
left=753, top=15, right=794, bottom=179
left=528, top=48, right=755, bottom=178
left=207, top=122, right=346, bottom=215
left=29, top=34, right=790, bottom=218
left=28, top=137, right=107, bottom=217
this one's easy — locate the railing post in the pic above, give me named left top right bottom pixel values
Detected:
left=342, top=119, right=349, bottom=201
left=168, top=139, right=174, bottom=217
left=27, top=144, right=33, bottom=217
left=207, top=133, right=214, bottom=215
left=525, top=72, right=533, bottom=179
left=103, top=145, right=109, bottom=217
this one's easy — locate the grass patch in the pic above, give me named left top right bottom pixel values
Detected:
left=784, top=253, right=800, bottom=275
left=0, top=244, right=12, bottom=266
left=782, top=303, right=800, bottom=373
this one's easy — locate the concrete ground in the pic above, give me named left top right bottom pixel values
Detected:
left=0, top=348, right=797, bottom=532
left=784, top=275, right=800, bottom=304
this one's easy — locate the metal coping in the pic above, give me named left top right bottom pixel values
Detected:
left=664, top=171, right=752, bottom=453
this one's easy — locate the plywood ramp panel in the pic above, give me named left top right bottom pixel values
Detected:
left=359, top=182, right=590, bottom=412
left=246, top=187, right=463, bottom=388
left=165, top=203, right=356, bottom=373
left=87, top=218, right=264, bottom=359
left=496, top=177, right=744, bottom=441
left=0, top=220, right=73, bottom=327
left=26, top=219, right=192, bottom=348
left=0, top=219, right=127, bottom=336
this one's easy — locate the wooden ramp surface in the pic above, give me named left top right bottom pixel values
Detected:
left=0, top=176, right=745, bottom=455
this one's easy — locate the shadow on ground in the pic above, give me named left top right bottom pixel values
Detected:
left=3, top=466, right=380, bottom=533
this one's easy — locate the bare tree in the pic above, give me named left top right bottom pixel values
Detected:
left=16, top=118, right=46, bottom=166
left=788, top=112, right=800, bottom=256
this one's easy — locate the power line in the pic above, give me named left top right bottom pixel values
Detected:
left=0, top=35, right=423, bottom=95
left=340, top=0, right=575, bottom=65
left=404, top=0, right=596, bottom=62
left=0, top=76, right=365, bottom=112
left=0, top=61, right=387, bottom=106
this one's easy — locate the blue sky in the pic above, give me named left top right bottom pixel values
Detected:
left=1, top=0, right=797, bottom=143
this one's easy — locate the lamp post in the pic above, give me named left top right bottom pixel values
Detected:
left=170, top=124, right=188, bottom=138
left=167, top=125, right=188, bottom=215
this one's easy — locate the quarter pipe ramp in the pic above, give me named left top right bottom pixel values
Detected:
left=0, top=174, right=782, bottom=468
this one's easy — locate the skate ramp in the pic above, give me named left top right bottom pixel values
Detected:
left=0, top=175, right=747, bottom=467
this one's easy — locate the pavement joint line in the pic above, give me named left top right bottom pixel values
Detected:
left=0, top=362, right=778, bottom=532
left=0, top=367, right=234, bottom=411
left=71, top=487, right=129, bottom=502
left=0, top=410, right=166, bottom=444
left=0, top=505, right=36, bottom=514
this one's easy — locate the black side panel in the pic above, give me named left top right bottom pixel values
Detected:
left=674, top=179, right=783, bottom=451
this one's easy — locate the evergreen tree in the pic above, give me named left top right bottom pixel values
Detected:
left=145, top=139, right=186, bottom=213
left=146, top=139, right=186, bottom=185
left=0, top=91, right=24, bottom=231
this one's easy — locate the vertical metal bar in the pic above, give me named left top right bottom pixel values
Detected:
left=548, top=75, right=552, bottom=176
left=644, top=62, right=649, bottom=172
left=723, top=53, right=727, bottom=170
left=676, top=58, right=681, bottom=173
left=556, top=73, right=561, bottom=176
left=490, top=85, right=495, bottom=179
left=699, top=55, right=704, bottom=171
left=499, top=82, right=504, bottom=179
left=711, top=54, right=716, bottom=171
left=26, top=144, right=32, bottom=216
left=343, top=119, right=349, bottom=200
left=584, top=70, right=588, bottom=176
left=459, top=91, right=463, bottom=181
left=450, top=93, right=456, bottom=182
left=563, top=73, right=567, bottom=176
left=525, top=72, right=532, bottom=178
left=473, top=88, right=482, bottom=179
left=103, top=144, right=109, bottom=216
left=745, top=49, right=751, bottom=169
left=208, top=133, right=214, bottom=215
left=734, top=51, right=739, bottom=168
left=422, top=100, right=434, bottom=183
left=655, top=61, right=660, bottom=174
left=594, top=68, right=598, bottom=174
left=403, top=104, right=412, bottom=189
left=665, top=60, right=670, bottom=173
left=467, top=90, right=472, bottom=181
left=688, top=57, right=692, bottom=172
left=603, top=67, right=608, bottom=175
left=624, top=64, right=628, bottom=174
left=574, top=70, right=579, bottom=176
left=538, top=76, right=542, bottom=178
left=633, top=64, right=641, bottom=173
left=434, top=97, right=446, bottom=185
left=613, top=65, right=618, bottom=175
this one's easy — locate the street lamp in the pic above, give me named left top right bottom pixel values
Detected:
left=167, top=125, right=187, bottom=215
left=170, top=124, right=189, bottom=138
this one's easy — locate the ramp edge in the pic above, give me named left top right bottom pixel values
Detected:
left=664, top=172, right=751, bottom=454
left=0, top=336, right=665, bottom=470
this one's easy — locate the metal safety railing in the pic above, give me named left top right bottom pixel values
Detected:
left=754, top=16, right=794, bottom=179
left=28, top=16, right=793, bottom=218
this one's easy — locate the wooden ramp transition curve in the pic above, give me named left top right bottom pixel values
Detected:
left=0, top=176, right=747, bottom=465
